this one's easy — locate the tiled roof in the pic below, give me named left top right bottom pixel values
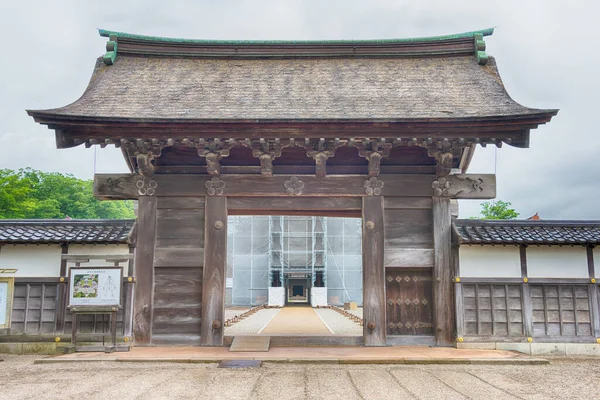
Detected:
left=0, top=220, right=135, bottom=244
left=28, top=55, right=554, bottom=121
left=454, top=219, right=600, bottom=246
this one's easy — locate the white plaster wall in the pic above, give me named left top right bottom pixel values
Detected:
left=594, top=247, right=600, bottom=279
left=527, top=246, right=588, bottom=278
left=67, top=244, right=130, bottom=268
left=459, top=246, right=521, bottom=278
left=311, top=287, right=328, bottom=307
left=68, top=244, right=129, bottom=255
left=0, top=245, right=62, bottom=277
left=268, top=287, right=285, bottom=307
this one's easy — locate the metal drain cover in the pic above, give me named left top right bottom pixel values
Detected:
left=218, top=360, right=262, bottom=368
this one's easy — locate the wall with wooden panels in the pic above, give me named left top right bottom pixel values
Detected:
left=459, top=246, right=521, bottom=278
left=383, top=198, right=435, bottom=338
left=0, top=245, right=62, bottom=277
left=383, top=198, right=433, bottom=269
left=527, top=246, right=588, bottom=278
left=456, top=243, right=600, bottom=343
left=462, top=283, right=524, bottom=337
left=531, top=284, right=592, bottom=337
left=9, top=280, right=128, bottom=336
left=151, top=196, right=205, bottom=345
left=10, top=282, right=58, bottom=334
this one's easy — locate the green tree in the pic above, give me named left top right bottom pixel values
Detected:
left=0, top=168, right=134, bottom=219
left=478, top=200, right=519, bottom=220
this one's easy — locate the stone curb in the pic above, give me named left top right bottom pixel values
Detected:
left=33, top=357, right=549, bottom=365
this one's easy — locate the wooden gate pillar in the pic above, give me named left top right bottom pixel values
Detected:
left=200, top=196, right=228, bottom=346
left=362, top=196, right=387, bottom=346
left=432, top=196, right=455, bottom=346
left=133, top=196, right=157, bottom=345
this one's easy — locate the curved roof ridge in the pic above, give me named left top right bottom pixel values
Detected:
left=98, top=28, right=494, bottom=45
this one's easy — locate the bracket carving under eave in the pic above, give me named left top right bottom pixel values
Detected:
left=299, top=138, right=344, bottom=178
left=244, top=138, right=292, bottom=177
left=423, top=140, right=465, bottom=177
left=196, top=139, right=235, bottom=177
left=121, top=138, right=166, bottom=176
left=350, top=138, right=392, bottom=177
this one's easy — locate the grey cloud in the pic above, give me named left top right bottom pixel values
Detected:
left=1, top=0, right=598, bottom=219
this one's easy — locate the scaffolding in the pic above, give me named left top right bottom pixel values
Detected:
left=227, top=216, right=362, bottom=307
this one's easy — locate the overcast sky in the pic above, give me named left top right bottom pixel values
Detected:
left=1, top=0, right=598, bottom=219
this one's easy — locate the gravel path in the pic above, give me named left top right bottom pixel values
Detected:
left=314, top=308, right=362, bottom=335
left=225, top=308, right=250, bottom=321
left=346, top=308, right=363, bottom=318
left=224, top=308, right=280, bottom=335
left=2, top=356, right=600, bottom=399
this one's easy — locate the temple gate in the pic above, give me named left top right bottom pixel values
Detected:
left=28, top=28, right=556, bottom=347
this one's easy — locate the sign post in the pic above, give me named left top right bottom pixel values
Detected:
left=67, top=267, right=123, bottom=353
left=0, top=269, right=17, bottom=330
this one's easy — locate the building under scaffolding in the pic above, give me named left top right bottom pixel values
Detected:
left=226, top=216, right=362, bottom=307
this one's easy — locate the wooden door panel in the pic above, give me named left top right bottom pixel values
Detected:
left=386, top=268, right=433, bottom=335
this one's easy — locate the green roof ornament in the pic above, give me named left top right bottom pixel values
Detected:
left=103, top=34, right=118, bottom=65
left=474, top=33, right=488, bottom=65
left=96, top=28, right=494, bottom=63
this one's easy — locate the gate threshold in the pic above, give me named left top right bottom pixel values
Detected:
left=34, top=346, right=548, bottom=365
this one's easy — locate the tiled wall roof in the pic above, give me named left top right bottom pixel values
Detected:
left=454, top=219, right=600, bottom=245
left=0, top=220, right=134, bottom=244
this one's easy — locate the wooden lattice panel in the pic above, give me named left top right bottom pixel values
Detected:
left=463, top=284, right=524, bottom=336
left=11, top=283, right=58, bottom=334
left=531, top=285, right=592, bottom=337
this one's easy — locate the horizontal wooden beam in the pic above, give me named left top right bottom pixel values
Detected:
left=95, top=173, right=495, bottom=200
left=433, top=174, right=496, bottom=199
left=228, top=197, right=362, bottom=211
left=95, top=173, right=434, bottom=199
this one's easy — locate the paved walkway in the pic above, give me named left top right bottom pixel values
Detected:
left=225, top=307, right=362, bottom=335
left=225, top=308, right=281, bottom=336
left=313, top=308, right=362, bottom=335
left=6, top=355, right=597, bottom=400
left=262, top=307, right=331, bottom=334
left=34, top=345, right=540, bottom=364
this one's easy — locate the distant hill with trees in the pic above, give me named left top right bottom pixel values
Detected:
left=0, top=168, right=134, bottom=219
left=476, top=200, right=519, bottom=220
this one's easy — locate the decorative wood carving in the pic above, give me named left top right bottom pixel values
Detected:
left=431, top=177, right=451, bottom=197
left=299, top=138, right=344, bottom=178
left=431, top=174, right=495, bottom=199
left=95, top=173, right=436, bottom=199
left=196, top=138, right=235, bottom=177
left=136, top=177, right=158, bottom=196
left=425, top=140, right=464, bottom=176
left=121, top=139, right=167, bottom=176
left=284, top=176, right=304, bottom=196
left=363, top=177, right=384, bottom=196
left=205, top=177, right=226, bottom=196
left=350, top=138, right=392, bottom=177
left=244, top=138, right=292, bottom=177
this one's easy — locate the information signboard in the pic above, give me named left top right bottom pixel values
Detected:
left=0, top=277, right=15, bottom=329
left=68, top=267, right=123, bottom=308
